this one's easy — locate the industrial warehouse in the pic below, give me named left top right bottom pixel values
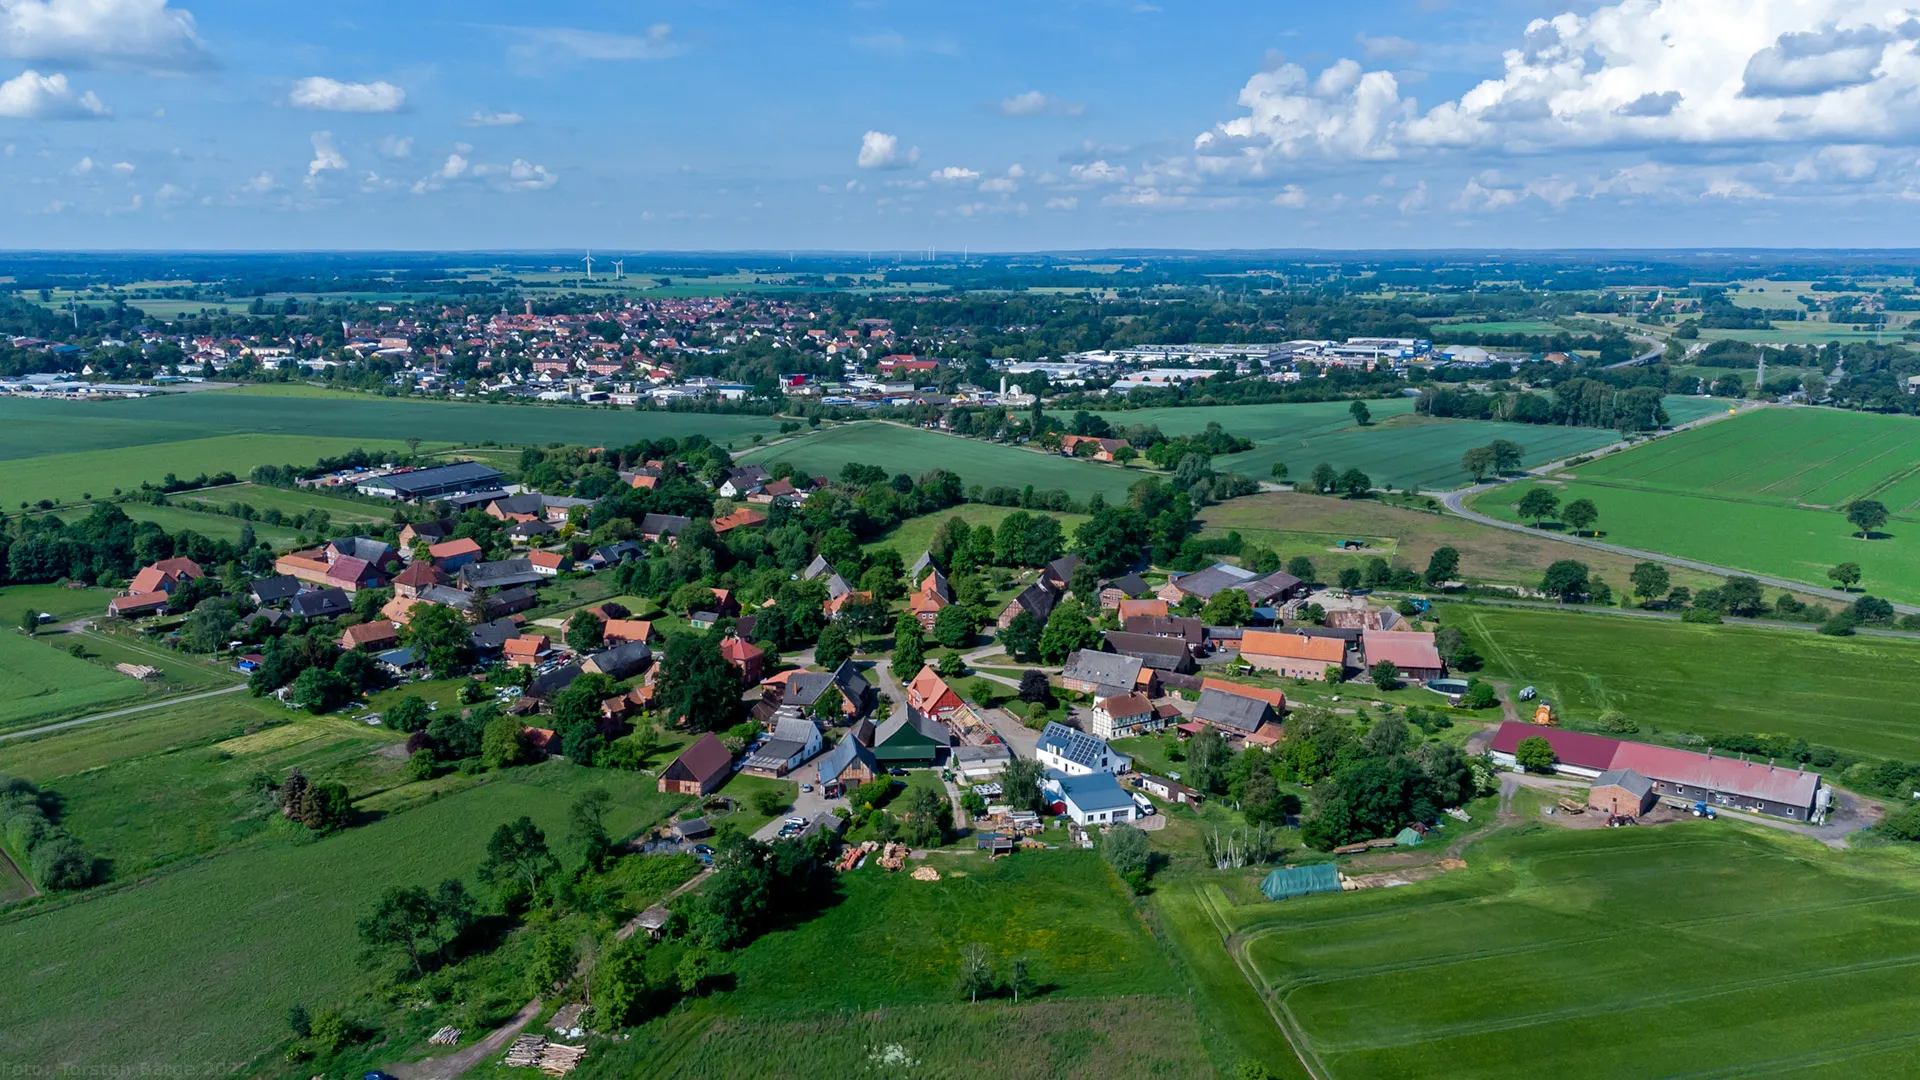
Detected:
left=1487, top=722, right=1830, bottom=821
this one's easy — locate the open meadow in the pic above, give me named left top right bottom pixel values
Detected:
left=0, top=392, right=786, bottom=505
left=738, top=423, right=1146, bottom=501
left=1450, top=604, right=1920, bottom=762
left=598, top=851, right=1229, bottom=1078
left=866, top=504, right=1092, bottom=557
left=1469, top=407, right=1920, bottom=602
left=1196, top=491, right=1736, bottom=595
left=0, top=629, right=168, bottom=734
left=0, top=760, right=685, bottom=1073
left=0, top=434, right=419, bottom=508
left=1202, top=824, right=1920, bottom=1080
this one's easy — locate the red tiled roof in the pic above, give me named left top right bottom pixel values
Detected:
left=1241, top=630, right=1347, bottom=664
left=1487, top=722, right=1621, bottom=772
left=1201, top=678, right=1287, bottom=709
left=1362, top=629, right=1444, bottom=671
left=1609, top=742, right=1822, bottom=808
left=429, top=537, right=482, bottom=558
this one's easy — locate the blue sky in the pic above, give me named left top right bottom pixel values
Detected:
left=4, top=0, right=1920, bottom=250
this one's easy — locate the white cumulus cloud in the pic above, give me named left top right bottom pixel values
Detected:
left=857, top=130, right=919, bottom=169
left=290, top=76, right=406, bottom=113
left=307, top=130, right=345, bottom=177
left=1200, top=0, right=1920, bottom=176
left=0, top=68, right=105, bottom=117
left=0, top=0, right=209, bottom=70
left=440, top=152, right=468, bottom=179
left=1045, top=196, right=1078, bottom=210
left=929, top=165, right=979, bottom=182
left=1069, top=159, right=1127, bottom=184
left=1272, top=184, right=1308, bottom=208
left=379, top=135, right=412, bottom=159
left=466, top=109, right=523, bottom=127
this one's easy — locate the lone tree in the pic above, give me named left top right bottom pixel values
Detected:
left=1370, top=660, right=1401, bottom=690
left=1461, top=446, right=1497, bottom=483
left=1424, top=546, right=1460, bottom=588
left=955, top=942, right=996, bottom=1003
left=1846, top=499, right=1889, bottom=539
left=1309, top=462, right=1338, bottom=494
left=1338, top=468, right=1373, bottom=499
left=1561, top=498, right=1599, bottom=536
left=1630, top=562, right=1670, bottom=607
left=1349, top=400, right=1372, bottom=426
left=1828, top=562, right=1863, bottom=591
left=1017, top=668, right=1053, bottom=705
left=1516, top=488, right=1561, bottom=528
left=1514, top=735, right=1558, bottom=774
left=1541, top=559, right=1590, bottom=603
left=1488, top=439, right=1525, bottom=475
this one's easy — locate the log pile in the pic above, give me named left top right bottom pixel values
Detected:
left=504, top=1034, right=548, bottom=1068
left=539, top=1043, right=588, bottom=1075
left=910, top=865, right=941, bottom=882
left=877, top=842, right=909, bottom=871
left=428, top=1025, right=462, bottom=1046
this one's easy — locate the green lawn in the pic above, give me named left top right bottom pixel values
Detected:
left=0, top=583, right=119, bottom=628
left=866, top=504, right=1092, bottom=557
left=170, top=481, right=396, bottom=526
left=738, top=423, right=1146, bottom=501
left=1452, top=604, right=1920, bottom=761
left=1221, top=824, right=1920, bottom=1080
left=0, top=434, right=417, bottom=507
left=0, top=629, right=154, bottom=734
left=0, top=761, right=686, bottom=1073
left=1469, top=407, right=1920, bottom=602
left=0, top=392, right=785, bottom=462
left=1195, top=491, right=1735, bottom=595
left=115, top=502, right=307, bottom=546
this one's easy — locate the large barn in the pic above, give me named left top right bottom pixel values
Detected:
left=1488, top=722, right=1825, bottom=820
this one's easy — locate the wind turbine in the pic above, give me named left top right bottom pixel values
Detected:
left=581, top=250, right=595, bottom=281
left=612, top=259, right=624, bottom=281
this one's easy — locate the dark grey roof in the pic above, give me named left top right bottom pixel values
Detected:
left=1194, top=687, right=1275, bottom=734
left=449, top=488, right=510, bottom=510
left=368, top=461, right=504, bottom=497
left=528, top=662, right=581, bottom=699
left=460, top=559, right=542, bottom=589
left=1104, top=631, right=1194, bottom=670
left=404, top=518, right=457, bottom=541
left=1241, top=570, right=1305, bottom=605
left=289, top=587, right=351, bottom=619
left=1169, top=562, right=1257, bottom=600
left=802, top=554, right=836, bottom=580
left=417, top=584, right=475, bottom=609
left=593, top=540, right=645, bottom=564
left=875, top=706, right=950, bottom=747
left=469, top=617, right=522, bottom=651
left=817, top=733, right=878, bottom=786
left=1060, top=649, right=1142, bottom=690
left=584, top=640, right=652, bottom=679
left=330, top=536, right=395, bottom=565
left=1594, top=768, right=1654, bottom=799
left=909, top=551, right=934, bottom=578
left=1122, top=616, right=1203, bottom=644
left=641, top=512, right=691, bottom=536
left=1037, top=721, right=1119, bottom=770
left=724, top=464, right=769, bottom=486
left=1104, top=572, right=1151, bottom=599
left=1007, top=580, right=1057, bottom=623
left=1046, top=554, right=1083, bottom=583
left=507, top=519, right=557, bottom=540
left=249, top=575, right=301, bottom=604
left=489, top=493, right=545, bottom=516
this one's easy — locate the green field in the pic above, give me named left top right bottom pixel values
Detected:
left=1195, top=492, right=1738, bottom=595
left=0, top=761, right=685, bottom=1072
left=116, top=502, right=308, bottom=546
left=0, top=434, right=413, bottom=507
left=169, top=481, right=396, bottom=526
left=1453, top=604, right=1920, bottom=761
left=1470, top=407, right=1920, bottom=602
left=1431, top=319, right=1569, bottom=335
left=866, top=504, right=1092, bottom=557
left=0, top=391, right=784, bottom=462
left=1093, top=398, right=1718, bottom=491
left=0, top=630, right=154, bottom=733
left=1210, top=824, right=1920, bottom=1080
left=739, top=423, right=1146, bottom=501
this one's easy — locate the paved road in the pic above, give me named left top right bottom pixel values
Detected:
left=0, top=684, right=249, bottom=743
left=1606, top=335, right=1666, bottom=369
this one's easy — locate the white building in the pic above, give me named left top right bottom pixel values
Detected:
left=1035, top=721, right=1130, bottom=777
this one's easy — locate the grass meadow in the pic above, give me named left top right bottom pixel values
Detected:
left=0, top=629, right=154, bottom=733
left=1195, top=491, right=1736, bottom=595
left=0, top=434, right=409, bottom=507
left=866, top=504, right=1092, bottom=557
left=170, top=481, right=398, bottom=526
left=739, top=423, right=1148, bottom=501
left=0, top=761, right=686, bottom=1073
left=1451, top=604, right=1920, bottom=761
left=1214, top=824, right=1920, bottom=1080
left=1469, top=407, right=1920, bottom=602
left=116, top=501, right=308, bottom=546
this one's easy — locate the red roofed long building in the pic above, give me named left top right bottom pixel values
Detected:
left=1487, top=721, right=1824, bottom=820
